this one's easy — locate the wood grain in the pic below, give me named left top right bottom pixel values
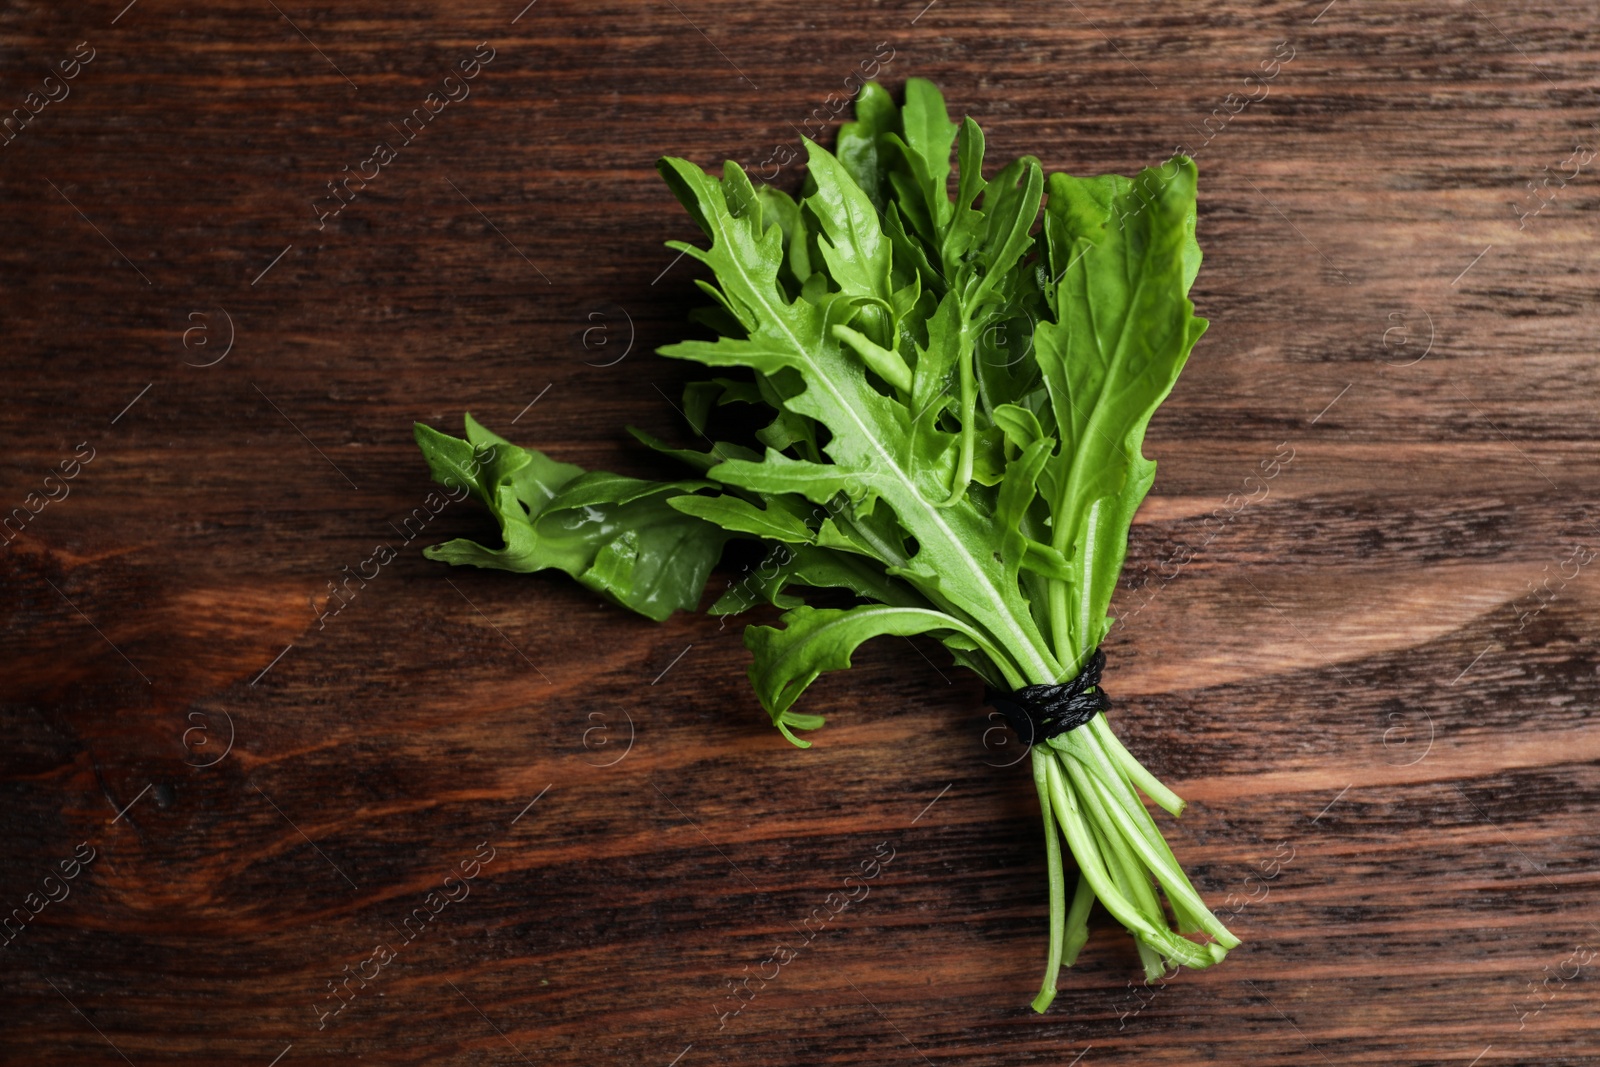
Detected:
left=3, top=1, right=1598, bottom=1064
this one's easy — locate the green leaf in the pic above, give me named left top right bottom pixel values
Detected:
left=744, top=603, right=981, bottom=745
left=992, top=402, right=1046, bottom=450
left=626, top=425, right=760, bottom=475
left=414, top=420, right=499, bottom=505
left=468, top=414, right=589, bottom=517
left=415, top=418, right=731, bottom=622
left=414, top=417, right=583, bottom=515
left=544, top=470, right=710, bottom=511
left=888, top=77, right=958, bottom=243
left=833, top=323, right=912, bottom=395
left=971, top=155, right=1044, bottom=312
left=835, top=80, right=898, bottom=212
left=1020, top=539, right=1073, bottom=581
left=709, top=543, right=925, bottom=616
left=423, top=483, right=543, bottom=572
left=711, top=450, right=866, bottom=504
left=682, top=381, right=720, bottom=436
left=998, top=436, right=1054, bottom=533
left=752, top=185, right=812, bottom=294
left=802, top=138, right=895, bottom=316
left=1034, top=155, right=1207, bottom=664
left=667, top=493, right=816, bottom=543
left=657, top=146, right=1059, bottom=687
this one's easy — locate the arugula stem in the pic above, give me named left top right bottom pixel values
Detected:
left=1088, top=715, right=1185, bottom=816
left=1088, top=807, right=1168, bottom=982
left=1072, top=756, right=1170, bottom=965
left=941, top=316, right=979, bottom=506
left=1043, top=751, right=1216, bottom=966
left=1061, top=869, right=1095, bottom=967
left=1043, top=752, right=1212, bottom=969
left=1030, top=747, right=1067, bottom=1013
left=1046, top=582, right=1072, bottom=677
left=1065, top=737, right=1238, bottom=948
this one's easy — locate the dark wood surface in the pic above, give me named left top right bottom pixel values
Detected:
left=4, top=1, right=1599, bottom=1064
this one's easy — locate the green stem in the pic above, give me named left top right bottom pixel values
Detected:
left=1046, top=582, right=1071, bottom=672
left=941, top=316, right=979, bottom=506
left=1061, top=870, right=1095, bottom=967
left=1030, top=747, right=1067, bottom=1013
left=830, top=509, right=1048, bottom=689
left=1047, top=491, right=1103, bottom=675
left=1087, top=807, right=1167, bottom=981
left=1043, top=751, right=1213, bottom=969
left=1063, top=737, right=1238, bottom=949
left=1089, top=715, right=1185, bottom=816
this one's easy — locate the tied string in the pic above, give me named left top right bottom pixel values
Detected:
left=985, top=648, right=1111, bottom=746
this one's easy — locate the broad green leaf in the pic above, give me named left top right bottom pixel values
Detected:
left=416, top=418, right=730, bottom=622
left=425, top=487, right=728, bottom=622
left=1034, top=155, right=1207, bottom=664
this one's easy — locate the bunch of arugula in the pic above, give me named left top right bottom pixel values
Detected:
left=413, top=78, right=1237, bottom=1010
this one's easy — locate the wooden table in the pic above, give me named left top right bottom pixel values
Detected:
left=4, top=1, right=1597, bottom=1063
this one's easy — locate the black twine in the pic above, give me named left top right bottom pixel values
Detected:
left=985, top=648, right=1111, bottom=746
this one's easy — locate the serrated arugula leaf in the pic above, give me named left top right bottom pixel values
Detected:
left=667, top=493, right=816, bottom=543
left=803, top=139, right=896, bottom=323
left=709, top=542, right=926, bottom=616
left=888, top=77, right=958, bottom=244
left=657, top=145, right=1058, bottom=689
left=415, top=416, right=579, bottom=513
left=744, top=603, right=984, bottom=745
left=626, top=425, right=760, bottom=475
left=546, top=470, right=711, bottom=511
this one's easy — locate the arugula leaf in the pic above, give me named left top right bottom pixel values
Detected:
left=834, top=79, right=898, bottom=213
left=709, top=542, right=926, bottom=616
left=659, top=141, right=1057, bottom=691
left=413, top=418, right=728, bottom=621
left=667, top=493, right=815, bottom=544
left=626, top=425, right=760, bottom=474
left=744, top=603, right=984, bottom=746
left=886, top=77, right=958, bottom=245
left=1034, top=157, right=1207, bottom=671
